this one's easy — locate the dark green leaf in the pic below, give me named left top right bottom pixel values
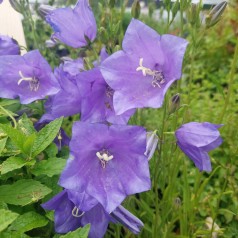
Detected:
left=9, top=211, right=48, bottom=233
left=0, top=179, right=52, bottom=206
left=0, top=231, right=30, bottom=238
left=17, top=114, right=36, bottom=135
left=31, top=117, right=63, bottom=157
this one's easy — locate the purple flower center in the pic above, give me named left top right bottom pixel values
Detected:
left=106, top=85, right=114, bottom=98
left=71, top=206, right=85, bottom=217
left=136, top=58, right=165, bottom=88
left=18, top=71, right=40, bottom=91
left=96, top=149, right=114, bottom=168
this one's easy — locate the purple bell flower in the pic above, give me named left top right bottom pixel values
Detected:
left=0, top=50, right=60, bottom=104
left=39, top=58, right=84, bottom=122
left=77, top=68, right=135, bottom=124
left=0, top=34, right=20, bottom=56
left=100, top=19, right=188, bottom=114
left=59, top=122, right=151, bottom=213
left=45, top=0, right=97, bottom=48
left=42, top=189, right=144, bottom=237
left=175, top=122, right=223, bottom=172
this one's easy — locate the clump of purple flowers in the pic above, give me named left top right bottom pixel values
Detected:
left=0, top=0, right=224, bottom=237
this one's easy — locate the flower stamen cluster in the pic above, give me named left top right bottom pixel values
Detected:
left=136, top=58, right=165, bottom=88
left=18, top=71, right=40, bottom=91
left=96, top=149, right=114, bottom=168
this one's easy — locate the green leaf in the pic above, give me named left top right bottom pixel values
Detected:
left=0, top=209, right=19, bottom=232
left=8, top=211, right=48, bottom=233
left=17, top=114, right=36, bottom=135
left=0, top=137, right=7, bottom=155
left=0, top=231, right=30, bottom=238
left=31, top=117, right=63, bottom=157
left=0, top=99, right=19, bottom=107
left=0, top=179, right=52, bottom=206
left=0, top=124, right=28, bottom=154
left=32, top=157, right=66, bottom=177
left=0, top=157, right=26, bottom=175
left=22, top=133, right=36, bottom=156
left=59, top=224, right=90, bottom=238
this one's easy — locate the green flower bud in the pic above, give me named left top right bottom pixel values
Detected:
left=205, top=1, right=227, bottom=28
left=131, top=0, right=141, bottom=19
left=169, top=93, right=180, bottom=114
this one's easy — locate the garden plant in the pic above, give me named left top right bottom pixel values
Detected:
left=0, top=0, right=237, bottom=238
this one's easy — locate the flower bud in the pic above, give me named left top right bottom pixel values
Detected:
left=9, top=0, right=22, bottom=13
left=205, top=1, right=227, bottom=28
left=45, top=39, right=56, bottom=48
left=38, top=4, right=56, bottom=18
left=131, top=0, right=141, bottom=19
left=169, top=93, right=180, bottom=114
left=145, top=131, right=158, bottom=161
left=109, top=0, right=115, bottom=8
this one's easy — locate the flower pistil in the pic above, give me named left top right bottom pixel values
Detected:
left=136, top=58, right=165, bottom=88
left=96, top=149, right=114, bottom=168
left=18, top=71, right=40, bottom=91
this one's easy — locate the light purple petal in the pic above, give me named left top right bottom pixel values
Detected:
left=175, top=122, right=223, bottom=172
left=46, top=0, right=97, bottom=48
left=0, top=35, right=20, bottom=56
left=59, top=122, right=151, bottom=213
left=111, top=205, right=144, bottom=234
left=0, top=50, right=60, bottom=104
left=101, top=19, right=188, bottom=114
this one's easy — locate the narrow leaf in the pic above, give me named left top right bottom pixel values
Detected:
left=32, top=117, right=63, bottom=157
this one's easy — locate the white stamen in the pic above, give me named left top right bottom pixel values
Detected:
left=18, top=71, right=40, bottom=91
left=72, top=206, right=85, bottom=218
left=96, top=150, right=114, bottom=168
left=136, top=58, right=165, bottom=88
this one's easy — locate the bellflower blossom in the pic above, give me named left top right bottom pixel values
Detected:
left=59, top=122, right=151, bottom=213
left=42, top=189, right=144, bottom=237
left=40, top=58, right=84, bottom=122
left=0, top=35, right=20, bottom=55
left=101, top=19, right=188, bottom=115
left=175, top=122, right=223, bottom=172
left=77, top=68, right=135, bottom=124
left=45, top=0, right=97, bottom=48
left=0, top=50, right=60, bottom=104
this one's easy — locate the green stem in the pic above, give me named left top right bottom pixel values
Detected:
left=153, top=96, right=168, bottom=237
left=218, top=37, right=238, bottom=123
left=0, top=105, right=17, bottom=128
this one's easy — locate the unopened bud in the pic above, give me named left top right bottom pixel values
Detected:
left=45, top=39, right=56, bottom=48
left=174, top=197, right=181, bottom=209
left=205, top=217, right=222, bottom=238
left=131, top=0, right=141, bottom=19
left=109, top=0, right=115, bottom=8
left=145, top=131, right=158, bottom=161
left=38, top=4, right=55, bottom=18
left=205, top=1, right=227, bottom=28
left=187, top=3, right=201, bottom=27
left=169, top=93, right=180, bottom=114
left=9, top=0, right=22, bottom=13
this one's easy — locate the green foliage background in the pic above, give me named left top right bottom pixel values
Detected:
left=0, top=0, right=237, bottom=237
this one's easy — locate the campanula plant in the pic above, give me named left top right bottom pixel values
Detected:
left=0, top=0, right=233, bottom=238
